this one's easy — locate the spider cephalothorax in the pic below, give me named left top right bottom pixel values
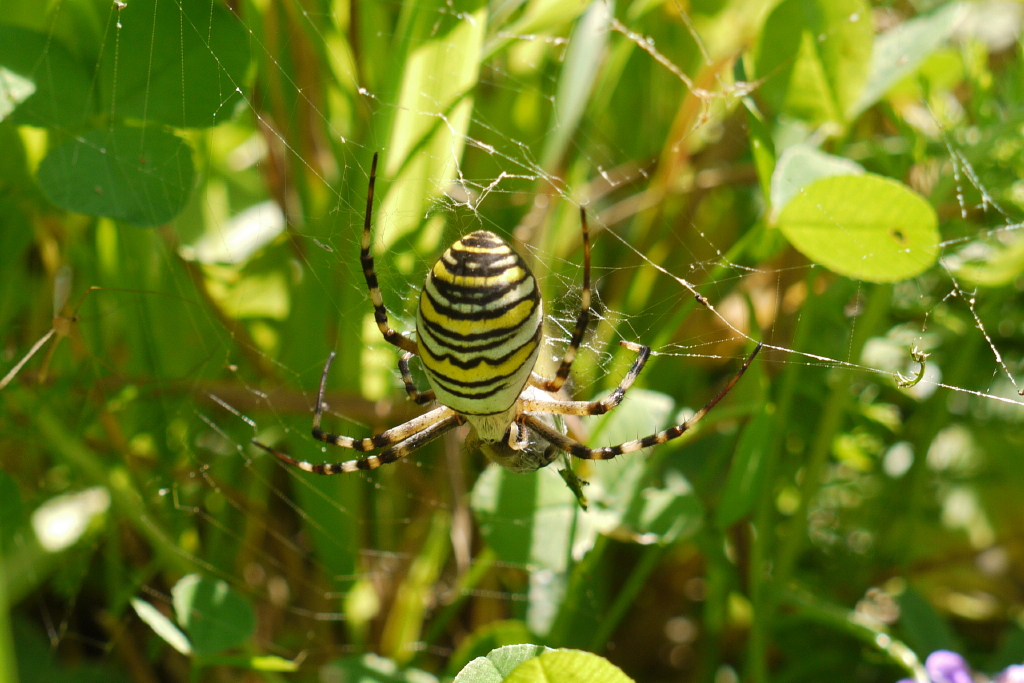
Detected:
left=253, top=153, right=761, bottom=477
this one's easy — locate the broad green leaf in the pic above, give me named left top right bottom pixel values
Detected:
left=848, top=3, right=967, bottom=118
left=753, top=0, right=872, bottom=125
left=454, top=644, right=552, bottom=683
left=379, top=0, right=486, bottom=250
left=503, top=649, right=635, bottom=683
left=36, top=126, right=196, bottom=227
left=131, top=598, right=192, bottom=655
left=323, top=653, right=439, bottom=683
left=449, top=622, right=539, bottom=678
left=776, top=174, right=939, bottom=283
left=470, top=463, right=584, bottom=635
left=715, top=412, right=772, bottom=528
left=98, top=0, right=250, bottom=128
left=769, top=144, right=864, bottom=219
left=898, top=589, right=960, bottom=658
left=171, top=573, right=255, bottom=656
left=585, top=389, right=702, bottom=544
left=623, top=470, right=703, bottom=544
left=0, top=26, right=94, bottom=128
left=471, top=463, right=581, bottom=572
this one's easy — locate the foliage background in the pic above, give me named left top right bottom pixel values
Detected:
left=2, top=0, right=1024, bottom=681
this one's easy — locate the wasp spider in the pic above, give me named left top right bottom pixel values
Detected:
left=253, top=153, right=762, bottom=475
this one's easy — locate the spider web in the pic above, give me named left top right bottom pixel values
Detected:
left=3, top=0, right=1024, bottom=680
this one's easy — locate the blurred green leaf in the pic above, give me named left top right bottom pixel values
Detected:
left=540, top=0, right=609, bottom=171
left=98, top=0, right=250, bottom=128
left=471, top=464, right=580, bottom=572
left=754, top=0, right=872, bottom=125
left=171, top=574, right=254, bottom=656
left=0, top=26, right=94, bottom=128
left=36, top=126, right=195, bottom=227
left=776, top=174, right=939, bottom=282
left=769, top=144, right=864, bottom=219
left=381, top=511, right=451, bottom=664
left=946, top=237, right=1024, bottom=288
left=716, top=412, right=772, bottom=528
left=448, top=622, right=538, bottom=677
left=454, top=644, right=552, bottom=683
left=503, top=649, right=635, bottom=683
left=379, top=0, right=487, bottom=250
left=131, top=597, right=192, bottom=655
left=898, top=589, right=960, bottom=658
left=849, top=3, right=967, bottom=118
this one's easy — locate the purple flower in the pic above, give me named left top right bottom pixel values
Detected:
left=998, top=665, right=1024, bottom=683
left=925, top=651, right=973, bottom=683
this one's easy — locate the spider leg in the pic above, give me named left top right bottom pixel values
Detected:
left=361, top=152, right=418, bottom=354
left=505, top=417, right=530, bottom=451
left=310, top=351, right=451, bottom=449
left=522, top=340, right=650, bottom=415
left=525, top=343, right=762, bottom=460
left=253, top=409, right=460, bottom=473
left=398, top=352, right=436, bottom=405
left=531, top=206, right=591, bottom=392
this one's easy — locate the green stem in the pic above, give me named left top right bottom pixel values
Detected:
left=417, top=548, right=497, bottom=655
left=747, top=271, right=817, bottom=683
left=547, top=534, right=610, bottom=647
left=588, top=544, right=665, bottom=652
left=17, top=391, right=195, bottom=576
left=0, top=538, right=18, bottom=683
left=775, top=284, right=891, bottom=585
left=781, top=585, right=928, bottom=682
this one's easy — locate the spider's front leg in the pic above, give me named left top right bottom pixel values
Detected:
left=527, top=343, right=762, bottom=460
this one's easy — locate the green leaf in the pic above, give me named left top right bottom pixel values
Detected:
left=744, top=102, right=776, bottom=204
left=503, top=649, right=635, bottom=683
left=131, top=598, right=192, bottom=655
left=36, top=126, right=195, bottom=227
left=769, top=144, right=864, bottom=219
left=848, top=3, right=967, bottom=118
left=0, top=26, right=95, bottom=128
left=98, top=0, right=250, bottom=128
left=898, top=588, right=960, bottom=658
left=775, top=174, right=939, bottom=283
left=378, top=0, right=487, bottom=250
left=323, top=653, right=439, bottom=683
left=753, top=0, right=872, bottom=125
left=448, top=621, right=538, bottom=677
left=715, top=412, right=772, bottom=528
left=454, top=644, right=553, bottom=683
left=171, top=573, right=255, bottom=656
left=540, top=0, right=609, bottom=171
left=471, top=464, right=581, bottom=573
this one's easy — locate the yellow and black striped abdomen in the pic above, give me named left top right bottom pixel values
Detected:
left=416, top=230, right=542, bottom=420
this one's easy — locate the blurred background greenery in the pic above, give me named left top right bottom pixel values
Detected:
left=2, top=0, right=1024, bottom=681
